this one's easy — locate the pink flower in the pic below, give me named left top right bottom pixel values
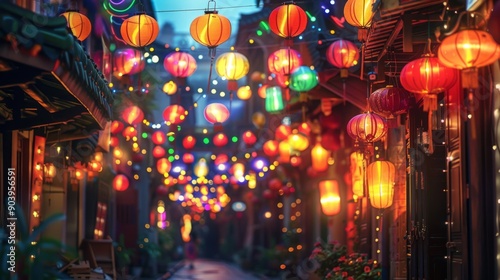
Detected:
left=364, top=266, right=371, bottom=273
left=338, top=256, right=346, bottom=262
left=333, top=266, right=341, bottom=272
left=342, top=271, right=348, bottom=277
left=347, top=277, right=354, bottom=280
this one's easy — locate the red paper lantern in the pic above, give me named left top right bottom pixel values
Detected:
left=60, top=11, right=92, bottom=41
left=275, top=124, right=292, bottom=141
left=346, top=112, right=387, bottom=144
left=157, top=158, right=172, bottom=174
left=369, top=85, right=414, bottom=119
left=268, top=3, right=307, bottom=40
left=113, top=48, right=145, bottom=76
left=182, top=153, right=195, bottom=164
left=110, top=136, right=119, bottom=148
left=120, top=13, right=159, bottom=47
left=204, top=103, right=230, bottom=125
left=163, top=105, right=186, bottom=125
left=122, top=106, right=144, bottom=125
left=164, top=51, right=197, bottom=78
left=326, top=39, right=359, bottom=78
left=182, top=135, right=197, bottom=150
left=110, top=120, right=124, bottom=134
left=214, top=154, right=229, bottom=166
left=151, top=131, right=166, bottom=145
left=152, top=146, right=166, bottom=158
left=268, top=48, right=302, bottom=76
left=213, top=132, right=228, bottom=147
left=290, top=155, right=302, bottom=167
left=263, top=140, right=279, bottom=157
left=400, top=54, right=457, bottom=95
left=242, top=130, right=257, bottom=146
left=122, top=126, right=137, bottom=138
left=258, top=85, right=268, bottom=99
left=113, top=174, right=129, bottom=191
left=268, top=178, right=283, bottom=191
left=311, top=142, right=329, bottom=172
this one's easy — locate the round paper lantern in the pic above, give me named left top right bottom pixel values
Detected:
left=319, top=180, right=341, bottom=216
left=151, top=131, right=166, bottom=145
left=204, top=103, right=230, bottom=124
left=152, top=146, right=166, bottom=158
left=437, top=29, right=500, bottom=88
left=311, top=142, right=329, bottom=172
left=163, top=105, right=186, bottom=125
left=237, top=86, right=252, bottom=100
left=60, top=11, right=92, bottom=41
left=268, top=48, right=302, bottom=76
left=289, top=66, right=319, bottom=92
left=250, top=112, right=265, bottom=129
left=164, top=51, right=197, bottom=78
left=110, top=120, right=124, bottom=134
left=213, top=132, right=228, bottom=147
left=182, top=135, right=197, bottom=150
left=275, top=124, right=292, bottom=141
left=163, top=81, right=178, bottom=95
left=263, top=140, right=279, bottom=157
left=215, top=51, right=249, bottom=91
left=344, top=0, right=377, bottom=41
left=182, top=153, right=195, bottom=164
left=258, top=85, right=268, bottom=99
left=366, top=160, right=395, bottom=209
left=346, top=112, right=387, bottom=144
left=268, top=178, right=283, bottom=191
left=368, top=85, right=414, bottom=119
left=113, top=174, right=129, bottom=191
left=400, top=54, right=458, bottom=95
left=122, top=126, right=137, bottom=138
left=288, top=132, right=309, bottom=152
left=190, top=10, right=231, bottom=49
left=110, top=136, right=119, bottom=148
left=265, top=86, right=284, bottom=113
left=268, top=3, right=307, bottom=40
left=326, top=39, right=359, bottom=78
left=156, top=158, right=172, bottom=174
left=242, top=130, right=257, bottom=146
left=298, top=122, right=311, bottom=136
left=290, top=155, right=302, bottom=167
left=120, top=13, right=159, bottom=47
left=122, top=106, right=144, bottom=125
left=113, top=48, right=145, bottom=76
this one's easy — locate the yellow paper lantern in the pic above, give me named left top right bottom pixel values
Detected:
left=366, top=160, right=395, bottom=209
left=287, top=132, right=309, bottom=152
left=215, top=51, right=249, bottom=91
left=343, top=0, right=377, bottom=41
left=163, top=81, right=178, bottom=95
left=350, top=152, right=365, bottom=197
left=120, top=13, right=159, bottom=47
left=319, top=180, right=341, bottom=216
left=237, top=86, right=252, bottom=100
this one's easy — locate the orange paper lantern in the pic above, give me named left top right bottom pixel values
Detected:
left=61, top=11, right=92, bottom=41
left=268, top=48, right=302, bottom=76
left=204, top=103, right=230, bottom=125
left=163, top=105, right=187, bottom=125
left=182, top=135, right=197, bottom=150
left=268, top=3, right=307, bottom=40
left=121, top=106, right=144, bottom=125
left=326, top=39, right=359, bottom=78
left=311, top=142, right=329, bottom=172
left=120, top=13, right=159, bottom=47
left=319, top=180, right=341, bottom=216
left=263, top=140, right=279, bottom=157
left=190, top=8, right=231, bottom=49
left=113, top=174, right=129, bottom=191
left=366, top=160, right=395, bottom=209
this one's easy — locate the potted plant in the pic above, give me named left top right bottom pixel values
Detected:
left=113, top=234, right=135, bottom=277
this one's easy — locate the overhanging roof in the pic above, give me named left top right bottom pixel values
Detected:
left=0, top=3, right=113, bottom=141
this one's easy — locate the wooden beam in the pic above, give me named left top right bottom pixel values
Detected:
left=377, top=19, right=404, bottom=62
left=19, top=83, right=58, bottom=113
left=1, top=106, right=85, bottom=131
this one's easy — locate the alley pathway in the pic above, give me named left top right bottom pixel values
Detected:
left=162, top=259, right=262, bottom=280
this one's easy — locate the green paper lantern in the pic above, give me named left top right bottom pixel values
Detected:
left=265, top=86, right=284, bottom=113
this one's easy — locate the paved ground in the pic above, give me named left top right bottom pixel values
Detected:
left=160, top=259, right=262, bottom=280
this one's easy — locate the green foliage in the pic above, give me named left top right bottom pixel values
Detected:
left=308, top=241, right=381, bottom=280
left=113, top=234, right=135, bottom=270
left=0, top=205, right=75, bottom=279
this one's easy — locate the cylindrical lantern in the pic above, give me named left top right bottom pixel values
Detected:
left=60, top=11, right=92, bottom=41
left=215, top=51, right=249, bottom=91
left=237, top=86, right=252, bottom=100
left=268, top=48, right=302, bottom=76
left=190, top=10, right=231, bottom=49
left=366, top=160, right=395, bottom=209
left=289, top=66, right=319, bottom=92
left=263, top=140, right=279, bottom=157
left=182, top=135, right=197, bottom=150
left=251, top=112, right=266, bottom=129
left=326, top=39, right=359, bottom=78
left=368, top=85, right=414, bottom=119
left=343, top=0, right=377, bottom=41
left=265, top=86, right=284, bottom=113
left=311, top=142, right=329, bottom=172
left=350, top=152, right=364, bottom=197
left=113, top=174, right=129, bottom=191
left=278, top=140, right=291, bottom=163
left=204, top=103, right=230, bottom=125
left=346, top=111, right=387, bottom=144
left=163, top=105, right=187, bottom=125
left=120, top=13, right=159, bottom=47
left=164, top=51, right=197, bottom=78
left=122, top=106, right=144, bottom=125
left=319, top=180, right=341, bottom=216
left=268, top=3, right=307, bottom=40
left=151, top=131, right=166, bottom=145
left=437, top=29, right=500, bottom=88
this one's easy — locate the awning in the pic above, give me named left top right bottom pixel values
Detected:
left=0, top=3, right=113, bottom=142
